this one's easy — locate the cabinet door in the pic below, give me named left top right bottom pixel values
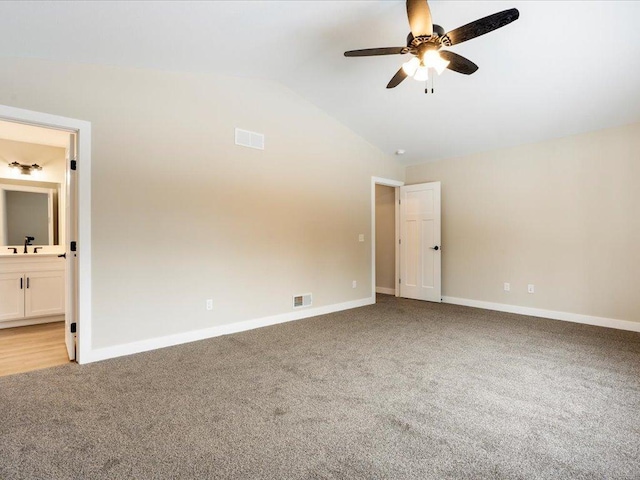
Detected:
left=24, top=270, right=65, bottom=318
left=0, top=273, right=25, bottom=322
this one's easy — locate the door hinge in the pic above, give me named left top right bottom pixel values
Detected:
left=399, top=278, right=401, bottom=284
left=70, top=322, right=77, bottom=333
left=399, top=239, right=401, bottom=245
left=70, top=160, right=77, bottom=171
left=70, top=241, right=77, bottom=252
left=399, top=199, right=401, bottom=205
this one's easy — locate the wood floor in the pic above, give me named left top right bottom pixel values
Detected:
left=0, top=322, right=70, bottom=377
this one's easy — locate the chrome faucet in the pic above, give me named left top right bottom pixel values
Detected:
left=23, top=236, right=34, bottom=254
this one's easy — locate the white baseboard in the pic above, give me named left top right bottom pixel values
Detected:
left=0, top=315, right=64, bottom=329
left=82, top=296, right=376, bottom=364
left=442, top=296, right=640, bottom=333
left=375, top=287, right=396, bottom=295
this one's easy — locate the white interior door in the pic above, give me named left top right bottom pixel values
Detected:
left=64, top=133, right=78, bottom=360
left=400, top=182, right=441, bottom=302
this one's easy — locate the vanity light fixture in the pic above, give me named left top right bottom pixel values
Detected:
left=8, top=161, right=42, bottom=176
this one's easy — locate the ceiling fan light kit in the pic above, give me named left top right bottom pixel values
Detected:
left=344, top=0, right=520, bottom=93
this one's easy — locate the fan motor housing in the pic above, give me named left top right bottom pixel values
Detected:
left=408, top=24, right=446, bottom=52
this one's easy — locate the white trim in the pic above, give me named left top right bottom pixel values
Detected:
left=83, top=296, right=376, bottom=364
left=375, top=287, right=396, bottom=295
left=0, top=315, right=64, bottom=329
left=0, top=104, right=92, bottom=363
left=394, top=187, right=400, bottom=297
left=371, top=176, right=404, bottom=302
left=443, top=296, right=640, bottom=333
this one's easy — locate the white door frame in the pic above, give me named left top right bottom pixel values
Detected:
left=371, top=176, right=404, bottom=300
left=0, top=104, right=92, bottom=364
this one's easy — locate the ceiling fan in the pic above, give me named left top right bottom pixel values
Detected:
left=344, top=0, right=520, bottom=90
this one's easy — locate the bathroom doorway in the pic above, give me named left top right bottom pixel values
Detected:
left=0, top=109, right=86, bottom=375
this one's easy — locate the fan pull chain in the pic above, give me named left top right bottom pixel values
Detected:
left=425, top=76, right=435, bottom=95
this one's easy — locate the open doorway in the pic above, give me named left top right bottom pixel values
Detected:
left=371, top=177, right=442, bottom=304
left=0, top=119, right=71, bottom=375
left=371, top=177, right=403, bottom=301
left=0, top=111, right=86, bottom=375
left=375, top=184, right=397, bottom=296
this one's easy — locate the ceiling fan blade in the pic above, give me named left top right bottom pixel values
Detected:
left=386, top=68, right=408, bottom=89
left=344, top=47, right=406, bottom=57
left=444, top=8, right=519, bottom=46
left=406, top=0, right=433, bottom=38
left=439, top=51, right=478, bottom=75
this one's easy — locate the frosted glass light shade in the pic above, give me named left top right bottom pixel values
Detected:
left=402, top=57, right=420, bottom=77
left=423, top=50, right=450, bottom=75
left=413, top=66, right=429, bottom=82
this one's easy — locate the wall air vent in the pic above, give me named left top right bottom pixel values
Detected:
left=293, top=293, right=312, bottom=309
left=235, top=128, right=265, bottom=150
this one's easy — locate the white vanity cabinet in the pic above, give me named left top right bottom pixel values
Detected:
left=0, top=255, right=65, bottom=327
left=0, top=272, right=25, bottom=321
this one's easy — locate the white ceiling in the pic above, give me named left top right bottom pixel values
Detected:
left=1, top=1, right=639, bottom=165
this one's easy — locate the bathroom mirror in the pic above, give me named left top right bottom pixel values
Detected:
left=0, top=179, right=60, bottom=247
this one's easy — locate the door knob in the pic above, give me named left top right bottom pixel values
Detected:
left=430, top=246, right=440, bottom=251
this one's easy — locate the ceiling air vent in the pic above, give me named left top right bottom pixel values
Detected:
left=293, top=293, right=312, bottom=309
left=235, top=128, right=265, bottom=150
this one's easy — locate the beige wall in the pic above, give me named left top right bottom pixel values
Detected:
left=406, top=122, right=640, bottom=324
left=375, top=184, right=395, bottom=291
left=0, top=57, right=403, bottom=349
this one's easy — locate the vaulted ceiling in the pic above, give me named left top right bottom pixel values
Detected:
left=1, top=1, right=639, bottom=165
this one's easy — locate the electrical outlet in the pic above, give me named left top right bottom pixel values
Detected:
left=206, top=299, right=213, bottom=310
left=352, top=280, right=357, bottom=289
left=358, top=234, right=365, bottom=242
left=527, top=284, right=535, bottom=294
left=504, top=282, right=510, bottom=292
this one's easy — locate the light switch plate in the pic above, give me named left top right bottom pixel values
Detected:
left=358, top=234, right=364, bottom=242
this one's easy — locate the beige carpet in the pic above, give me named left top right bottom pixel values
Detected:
left=1, top=294, right=639, bottom=479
